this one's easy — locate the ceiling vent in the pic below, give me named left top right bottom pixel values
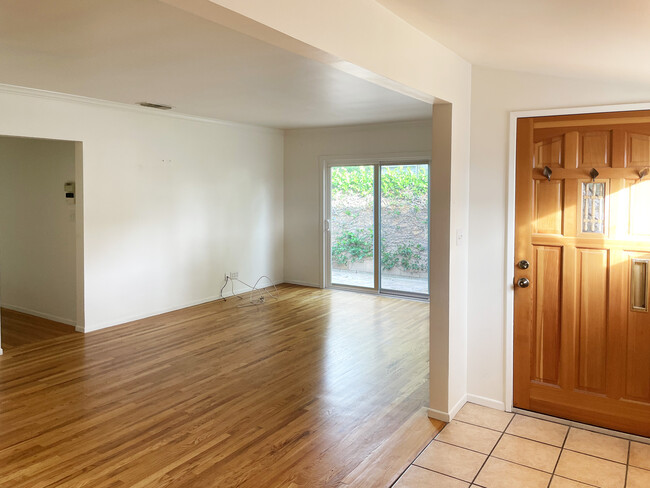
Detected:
left=138, top=102, right=172, bottom=110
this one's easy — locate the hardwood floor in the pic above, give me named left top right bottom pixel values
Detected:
left=0, top=307, right=77, bottom=350
left=0, top=284, right=436, bottom=487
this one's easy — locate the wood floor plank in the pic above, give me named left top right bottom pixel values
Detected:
left=1, top=308, right=77, bottom=350
left=0, top=285, right=429, bottom=487
left=341, top=407, right=444, bottom=487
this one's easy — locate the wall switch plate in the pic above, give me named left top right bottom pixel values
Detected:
left=456, top=228, right=464, bottom=246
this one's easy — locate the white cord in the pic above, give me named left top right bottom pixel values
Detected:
left=233, top=275, right=279, bottom=306
left=219, top=276, right=243, bottom=301
left=219, top=274, right=279, bottom=306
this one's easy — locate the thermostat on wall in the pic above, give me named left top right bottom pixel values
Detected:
left=65, top=182, right=75, bottom=203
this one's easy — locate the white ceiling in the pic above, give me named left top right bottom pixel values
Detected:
left=0, top=0, right=432, bottom=129
left=378, top=0, right=650, bottom=84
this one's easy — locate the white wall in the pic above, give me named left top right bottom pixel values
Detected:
left=0, top=86, right=284, bottom=333
left=468, top=66, right=650, bottom=408
left=1, top=1, right=475, bottom=419
left=284, top=120, right=432, bottom=286
left=166, top=0, right=473, bottom=419
left=0, top=136, right=77, bottom=324
left=166, top=0, right=468, bottom=104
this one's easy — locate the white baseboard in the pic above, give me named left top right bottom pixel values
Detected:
left=283, top=280, right=321, bottom=288
left=0, top=347, right=3, bottom=356
left=449, top=394, right=467, bottom=420
left=427, top=394, right=467, bottom=422
left=83, top=279, right=284, bottom=333
left=466, top=394, right=506, bottom=412
left=1, top=304, right=76, bottom=326
left=426, top=407, right=450, bottom=423
left=75, top=325, right=85, bottom=333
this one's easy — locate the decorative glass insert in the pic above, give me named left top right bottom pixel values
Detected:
left=581, top=182, right=606, bottom=233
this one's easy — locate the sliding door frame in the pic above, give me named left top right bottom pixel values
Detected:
left=320, top=152, right=431, bottom=298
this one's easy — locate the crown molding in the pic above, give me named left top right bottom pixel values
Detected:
left=0, top=83, right=282, bottom=134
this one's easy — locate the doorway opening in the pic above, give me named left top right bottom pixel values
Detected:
left=0, top=135, right=83, bottom=353
left=323, top=156, right=430, bottom=299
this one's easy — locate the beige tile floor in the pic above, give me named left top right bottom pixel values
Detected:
left=393, top=403, right=650, bottom=488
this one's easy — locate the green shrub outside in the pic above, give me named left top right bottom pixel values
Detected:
left=331, top=166, right=428, bottom=272
left=331, top=228, right=374, bottom=266
left=331, top=165, right=428, bottom=200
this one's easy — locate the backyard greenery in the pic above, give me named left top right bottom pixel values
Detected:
left=331, top=165, right=428, bottom=273
left=331, top=229, right=374, bottom=266
left=331, top=165, right=429, bottom=200
left=381, top=243, right=427, bottom=272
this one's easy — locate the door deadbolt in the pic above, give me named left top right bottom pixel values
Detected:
left=518, top=260, right=530, bottom=270
left=517, top=278, right=530, bottom=288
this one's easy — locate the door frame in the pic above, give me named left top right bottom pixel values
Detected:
left=0, top=137, right=84, bottom=354
left=319, top=152, right=431, bottom=295
left=505, top=102, right=650, bottom=412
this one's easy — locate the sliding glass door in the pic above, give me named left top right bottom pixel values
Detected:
left=380, top=164, right=429, bottom=295
left=326, top=161, right=429, bottom=298
left=329, top=165, right=375, bottom=288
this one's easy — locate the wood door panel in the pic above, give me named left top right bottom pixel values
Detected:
left=534, top=136, right=563, bottom=168
left=532, top=246, right=562, bottom=384
left=534, top=180, right=564, bottom=235
left=528, top=384, right=650, bottom=437
left=579, top=131, right=611, bottom=168
left=576, top=248, right=609, bottom=393
left=627, top=132, right=650, bottom=167
left=624, top=251, right=650, bottom=402
left=625, top=308, right=650, bottom=402
left=628, top=180, right=650, bottom=237
left=515, top=111, right=650, bottom=437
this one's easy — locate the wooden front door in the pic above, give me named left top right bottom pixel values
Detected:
left=514, top=110, right=650, bottom=437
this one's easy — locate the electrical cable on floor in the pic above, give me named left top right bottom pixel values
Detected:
left=218, top=275, right=279, bottom=307
left=237, top=275, right=279, bottom=307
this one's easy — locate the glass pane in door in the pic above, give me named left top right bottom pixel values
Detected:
left=330, top=166, right=374, bottom=288
left=380, top=164, right=429, bottom=294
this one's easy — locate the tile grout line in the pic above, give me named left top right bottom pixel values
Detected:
left=489, top=453, right=560, bottom=476
left=501, top=431, right=563, bottom=449
left=514, top=408, right=650, bottom=446
left=456, top=419, right=567, bottom=449
left=434, top=439, right=502, bottom=458
left=547, top=425, right=571, bottom=488
left=551, top=475, right=600, bottom=488
left=562, top=447, right=629, bottom=466
left=454, top=406, right=645, bottom=488
left=410, top=463, right=483, bottom=486
left=388, top=422, right=447, bottom=488
left=454, top=417, right=510, bottom=433
left=548, top=428, right=627, bottom=488
left=458, top=409, right=650, bottom=449
left=469, top=413, right=517, bottom=486
left=406, top=407, right=643, bottom=488
left=432, top=437, right=563, bottom=478
left=394, top=408, right=514, bottom=487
